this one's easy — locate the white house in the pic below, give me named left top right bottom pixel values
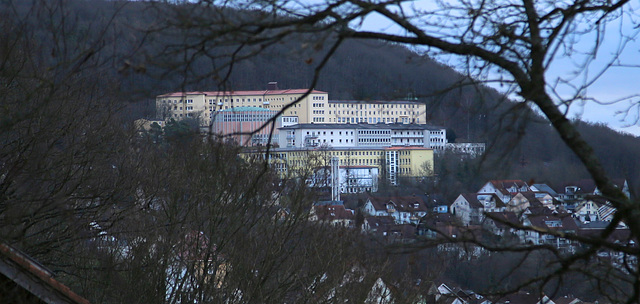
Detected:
left=477, top=180, right=531, bottom=203
left=450, top=193, right=505, bottom=225
left=363, top=196, right=429, bottom=224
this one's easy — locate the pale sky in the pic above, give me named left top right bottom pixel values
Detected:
left=346, top=0, right=640, bottom=137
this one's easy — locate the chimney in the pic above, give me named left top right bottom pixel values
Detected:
left=267, top=82, right=279, bottom=90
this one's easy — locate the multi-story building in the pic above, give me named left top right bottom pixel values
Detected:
left=155, top=83, right=328, bottom=126
left=242, top=146, right=434, bottom=186
left=210, top=107, right=297, bottom=146
left=277, top=123, right=447, bottom=151
left=156, top=82, right=427, bottom=127
left=325, top=100, right=426, bottom=124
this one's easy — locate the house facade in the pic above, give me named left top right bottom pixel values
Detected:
left=477, top=180, right=531, bottom=202
left=364, top=196, right=429, bottom=224
left=450, top=193, right=505, bottom=225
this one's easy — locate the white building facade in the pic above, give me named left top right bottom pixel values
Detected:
left=277, top=123, right=447, bottom=151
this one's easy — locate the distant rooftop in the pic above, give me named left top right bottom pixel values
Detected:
left=158, top=88, right=327, bottom=98
left=279, top=123, right=445, bottom=130
left=329, top=99, right=423, bottom=105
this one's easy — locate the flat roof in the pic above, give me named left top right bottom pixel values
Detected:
left=279, top=123, right=445, bottom=130
left=158, top=89, right=327, bottom=98
left=244, top=146, right=433, bottom=153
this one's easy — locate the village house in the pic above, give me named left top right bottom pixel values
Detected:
left=482, top=212, right=522, bottom=240
left=505, top=192, right=544, bottom=214
left=363, top=196, right=428, bottom=224
left=309, top=201, right=355, bottom=228
left=450, top=193, right=505, bottom=225
left=522, top=215, right=578, bottom=247
left=477, top=180, right=531, bottom=202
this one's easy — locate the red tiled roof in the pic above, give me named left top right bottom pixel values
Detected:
left=314, top=205, right=354, bottom=221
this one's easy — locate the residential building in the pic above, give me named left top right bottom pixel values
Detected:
left=278, top=123, right=447, bottom=151
left=558, top=179, right=630, bottom=202
left=478, top=180, right=531, bottom=203
left=450, top=193, right=505, bottom=225
left=309, top=201, right=355, bottom=228
left=363, top=196, right=429, bottom=224
left=506, top=192, right=544, bottom=214
left=522, top=215, right=578, bottom=247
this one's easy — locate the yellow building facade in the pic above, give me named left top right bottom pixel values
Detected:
left=156, top=83, right=427, bottom=126
left=242, top=146, right=434, bottom=185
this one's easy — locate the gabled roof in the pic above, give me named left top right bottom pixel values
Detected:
left=531, top=183, right=559, bottom=197
left=559, top=179, right=597, bottom=194
left=423, top=193, right=448, bottom=208
left=524, top=206, right=555, bottom=216
left=526, top=215, right=578, bottom=232
left=314, top=204, right=355, bottom=221
left=458, top=193, right=484, bottom=208
left=518, top=192, right=544, bottom=207
left=487, top=180, right=529, bottom=194
left=496, top=293, right=552, bottom=304
left=463, top=193, right=505, bottom=209
left=583, top=195, right=610, bottom=208
left=364, top=216, right=396, bottom=228
left=0, top=243, right=90, bottom=304
left=484, top=212, right=520, bottom=229
left=367, top=196, right=428, bottom=213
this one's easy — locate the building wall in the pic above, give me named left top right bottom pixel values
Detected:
left=324, top=101, right=426, bottom=124
left=241, top=147, right=434, bottom=183
left=277, top=124, right=447, bottom=150
left=156, top=88, right=428, bottom=127
left=211, top=107, right=281, bottom=146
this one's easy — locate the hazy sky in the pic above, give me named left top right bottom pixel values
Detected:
left=347, top=0, right=640, bottom=136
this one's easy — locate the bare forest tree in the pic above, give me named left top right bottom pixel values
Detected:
left=0, top=1, right=449, bottom=303
left=139, top=0, right=640, bottom=302
left=3, top=0, right=640, bottom=303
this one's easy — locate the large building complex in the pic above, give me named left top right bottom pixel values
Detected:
left=156, top=82, right=427, bottom=127
left=158, top=82, right=436, bottom=191
left=278, top=123, right=447, bottom=151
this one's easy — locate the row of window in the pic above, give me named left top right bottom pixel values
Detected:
left=331, top=110, right=416, bottom=116
left=162, top=99, right=193, bottom=104
left=172, top=106, right=194, bottom=111
left=330, top=103, right=421, bottom=109
left=217, top=114, right=273, bottom=122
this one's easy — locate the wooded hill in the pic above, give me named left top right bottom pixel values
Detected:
left=28, top=0, right=640, bottom=196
